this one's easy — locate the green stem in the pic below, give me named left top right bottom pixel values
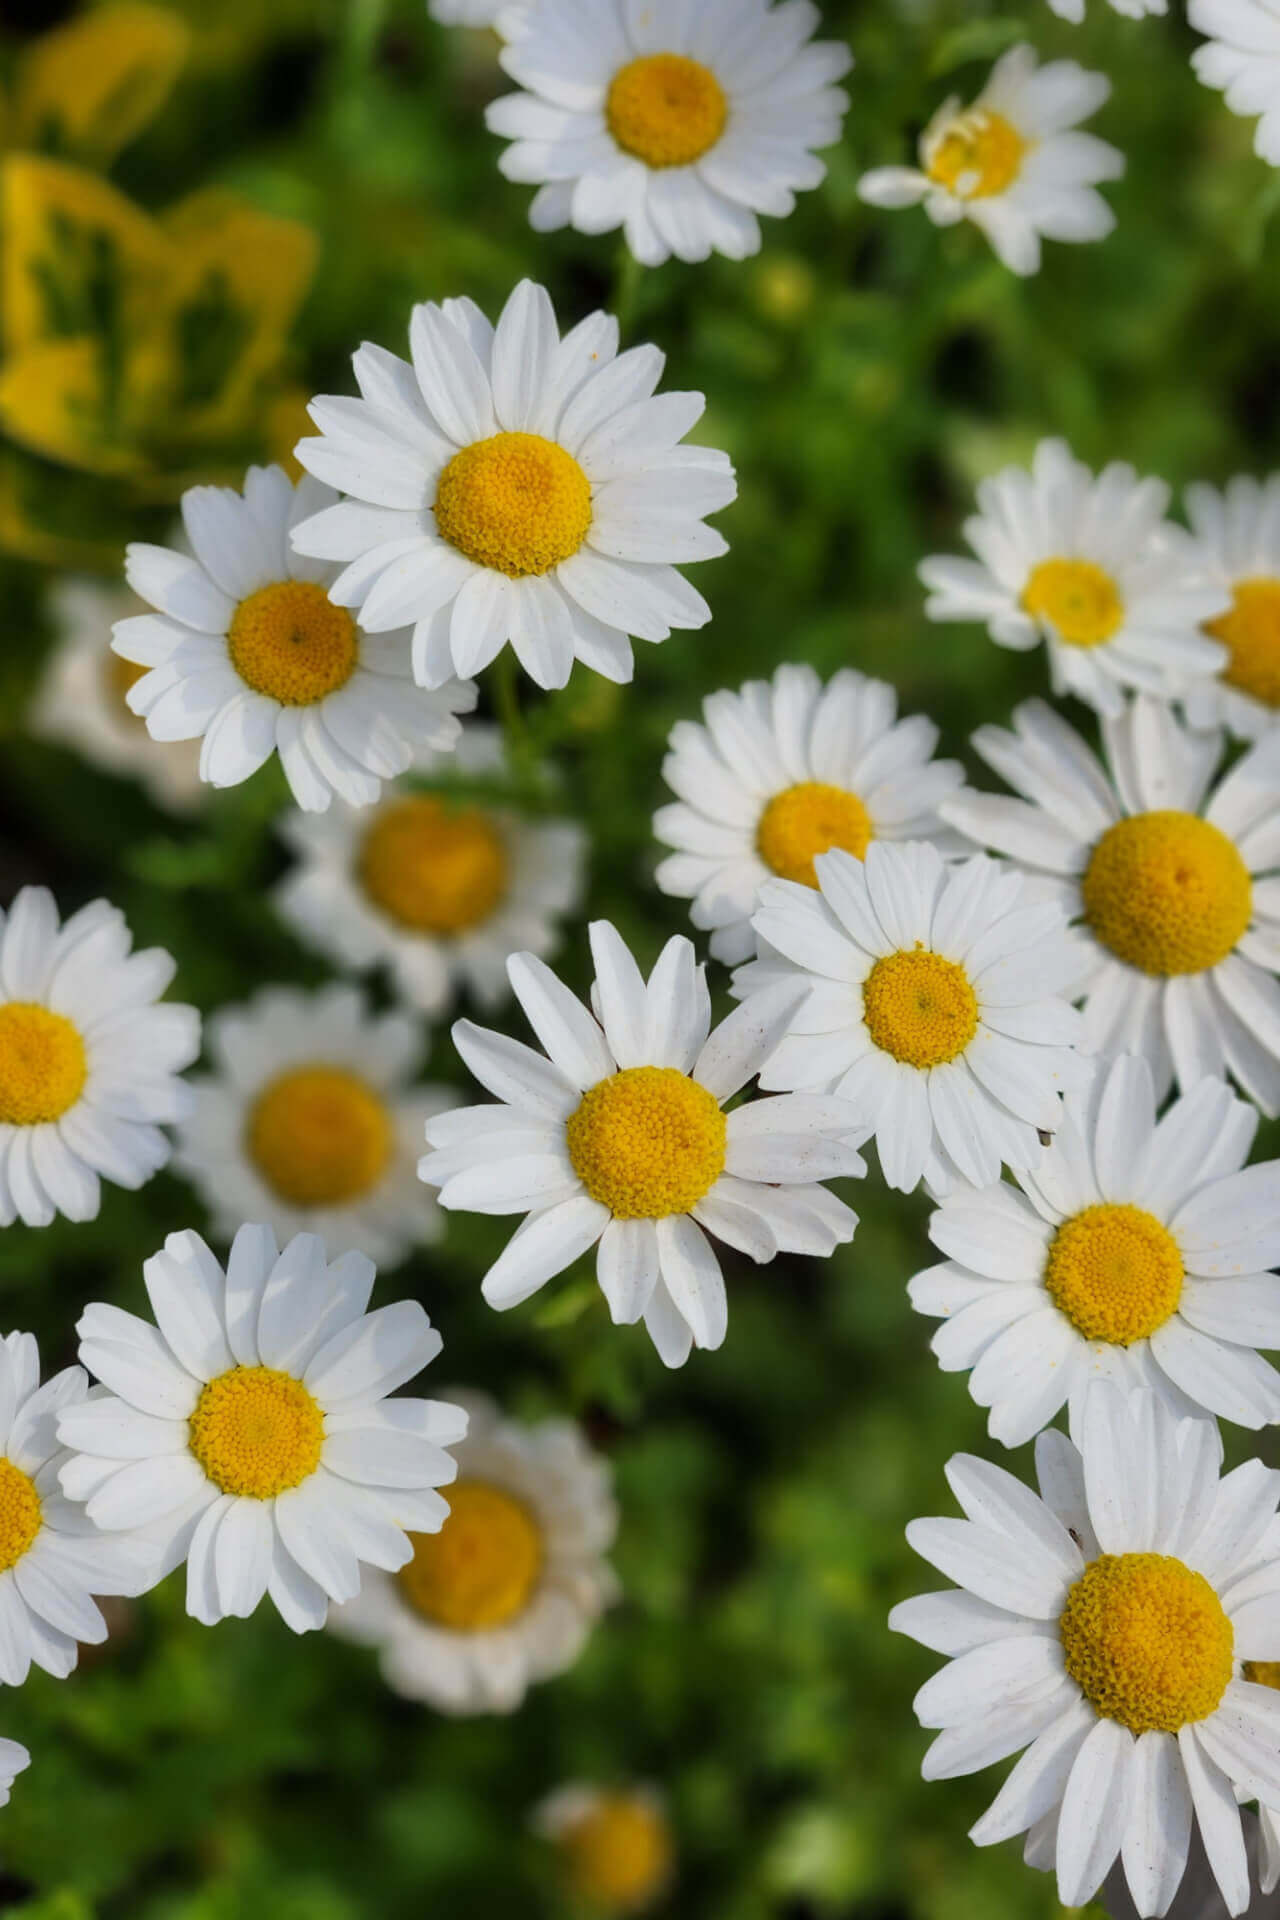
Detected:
left=610, top=246, right=645, bottom=342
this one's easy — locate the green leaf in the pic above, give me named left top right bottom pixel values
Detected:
left=928, top=18, right=1027, bottom=77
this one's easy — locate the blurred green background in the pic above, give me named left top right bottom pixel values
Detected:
left=0, top=0, right=1277, bottom=1914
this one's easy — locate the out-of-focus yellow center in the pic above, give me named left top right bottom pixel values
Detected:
left=1082, top=811, right=1252, bottom=976
left=106, top=650, right=148, bottom=711
left=862, top=948, right=978, bottom=1068
left=188, top=1365, right=325, bottom=1499
left=756, top=782, right=873, bottom=887
left=227, top=579, right=358, bottom=706
left=358, top=795, right=509, bottom=935
left=566, top=1066, right=726, bottom=1220
left=1021, top=558, right=1124, bottom=648
left=1244, top=1660, right=1280, bottom=1690
left=247, top=1066, right=393, bottom=1209
left=0, top=1459, right=41, bottom=1572
left=561, top=1795, right=674, bottom=1910
left=1060, top=1553, right=1233, bottom=1734
left=1205, top=576, right=1280, bottom=708
left=397, top=1480, right=543, bottom=1631
left=0, top=1003, right=87, bottom=1125
left=1045, top=1203, right=1184, bottom=1345
left=927, top=110, right=1027, bottom=199
left=434, top=432, right=591, bottom=579
left=606, top=53, right=728, bottom=169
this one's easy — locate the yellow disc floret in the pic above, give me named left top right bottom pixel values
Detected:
left=434, top=432, right=592, bottom=579
left=926, top=110, right=1028, bottom=199
left=1045, top=1203, right=1184, bottom=1346
left=188, top=1366, right=325, bottom=1499
left=0, top=1003, right=87, bottom=1125
left=246, top=1065, right=393, bottom=1209
left=756, top=782, right=873, bottom=887
left=1082, top=811, right=1252, bottom=977
left=1205, top=576, right=1280, bottom=709
left=0, top=1459, right=41, bottom=1573
left=397, top=1480, right=543, bottom=1631
left=227, top=579, right=358, bottom=706
left=606, top=53, right=728, bottom=169
left=566, top=1066, right=726, bottom=1220
left=561, top=1795, right=674, bottom=1912
left=1060, top=1553, right=1234, bottom=1734
left=862, top=948, right=979, bottom=1069
left=357, top=795, right=509, bottom=935
left=1021, top=558, right=1125, bottom=649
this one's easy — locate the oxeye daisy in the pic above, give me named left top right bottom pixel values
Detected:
left=733, top=842, right=1088, bottom=1195
left=331, top=1391, right=617, bottom=1714
left=485, top=0, right=852, bottom=268
left=941, top=695, right=1280, bottom=1112
left=57, top=1227, right=467, bottom=1632
left=1190, top=0, right=1280, bottom=166
left=113, top=464, right=477, bottom=812
left=275, top=728, right=585, bottom=1016
left=174, top=985, right=451, bottom=1269
left=290, top=279, right=735, bottom=693
left=912, top=1053, right=1280, bottom=1446
left=0, top=886, right=199, bottom=1228
left=857, top=48, right=1125, bottom=278
left=1182, top=476, right=1280, bottom=739
left=893, top=1385, right=1280, bottom=1918
left=918, top=439, right=1229, bottom=717
left=417, top=924, right=865, bottom=1369
left=0, top=1742, right=29, bottom=1809
left=654, top=663, right=964, bottom=965
left=533, top=1783, right=674, bottom=1914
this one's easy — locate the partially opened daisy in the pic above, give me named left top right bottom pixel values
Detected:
left=331, top=1391, right=617, bottom=1713
left=114, top=464, right=477, bottom=811
left=534, top=1783, right=674, bottom=1914
left=893, top=1385, right=1280, bottom=1917
left=912, top=1054, right=1280, bottom=1446
left=0, top=886, right=199, bottom=1228
left=0, top=1742, right=29, bottom=1809
left=918, top=439, right=1229, bottom=717
left=174, top=985, right=450, bottom=1269
left=486, top=0, right=851, bottom=267
left=57, top=1227, right=467, bottom=1631
left=857, top=48, right=1124, bottom=278
left=941, top=696, right=1280, bottom=1112
left=1190, top=0, right=1280, bottom=167
left=290, top=280, right=735, bottom=693
left=418, top=925, right=864, bottom=1368
left=654, top=663, right=964, bottom=965
left=733, top=842, right=1088, bottom=1194
left=1182, top=476, right=1280, bottom=738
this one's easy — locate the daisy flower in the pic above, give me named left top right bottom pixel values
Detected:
left=0, top=1741, right=29, bottom=1809
left=174, top=984, right=451, bottom=1269
left=57, top=1226, right=467, bottom=1632
left=912, top=1053, right=1280, bottom=1447
left=733, top=841, right=1088, bottom=1195
left=893, top=1384, right=1280, bottom=1918
left=0, top=886, right=199, bottom=1228
left=331, top=1391, right=616, bottom=1714
left=1190, top=0, right=1280, bottom=167
left=918, top=439, right=1229, bottom=718
left=654, top=663, right=964, bottom=965
left=1182, top=476, right=1280, bottom=739
left=289, top=279, right=735, bottom=692
left=534, top=1783, right=674, bottom=1914
left=485, top=0, right=852, bottom=268
left=941, top=695, right=1280, bottom=1112
left=113, top=464, right=477, bottom=812
left=418, top=924, right=865, bottom=1369
left=275, top=727, right=585, bottom=1016
left=857, top=48, right=1125, bottom=278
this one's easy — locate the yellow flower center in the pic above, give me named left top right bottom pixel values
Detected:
left=0, top=1002, right=87, bottom=1125
left=756, top=781, right=873, bottom=887
left=226, top=579, right=359, bottom=707
left=1082, top=811, right=1252, bottom=977
left=566, top=1066, right=726, bottom=1221
left=1060, top=1553, right=1234, bottom=1734
left=188, top=1365, right=325, bottom=1499
left=1045, top=1203, right=1184, bottom=1346
left=246, top=1066, right=394, bottom=1209
left=862, top=948, right=979, bottom=1069
left=606, top=52, right=728, bottom=169
left=1204, top=576, right=1280, bottom=709
left=0, top=1459, right=42, bottom=1573
left=561, top=1796, right=674, bottom=1910
left=357, top=795, right=509, bottom=936
left=396, top=1480, right=543, bottom=1631
left=1021, top=558, right=1125, bottom=649
left=1244, top=1660, right=1280, bottom=1689
left=434, top=432, right=592, bottom=579
left=106, top=650, right=147, bottom=713
left=926, top=109, right=1027, bottom=199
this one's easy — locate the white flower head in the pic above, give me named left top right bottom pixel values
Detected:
left=734, top=841, right=1088, bottom=1195
left=290, top=280, right=735, bottom=693
left=1182, top=476, right=1280, bottom=739
left=175, top=984, right=451, bottom=1269
left=1190, top=0, right=1280, bottom=167
left=114, top=464, right=477, bottom=813
left=58, top=1227, right=467, bottom=1632
left=0, top=1740, right=29, bottom=1810
left=919, top=439, right=1229, bottom=717
left=0, top=886, right=200, bottom=1227
left=486, top=0, right=852, bottom=268
left=1047, top=0, right=1164, bottom=19
left=654, top=663, right=964, bottom=965
left=418, top=923, right=865, bottom=1368
left=533, top=1781, right=674, bottom=1912
left=893, top=1384, right=1280, bottom=1918
left=858, top=47, right=1124, bottom=277
left=913, top=1053, right=1280, bottom=1447
left=331, top=1390, right=617, bottom=1713
left=942, top=695, right=1280, bottom=1114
